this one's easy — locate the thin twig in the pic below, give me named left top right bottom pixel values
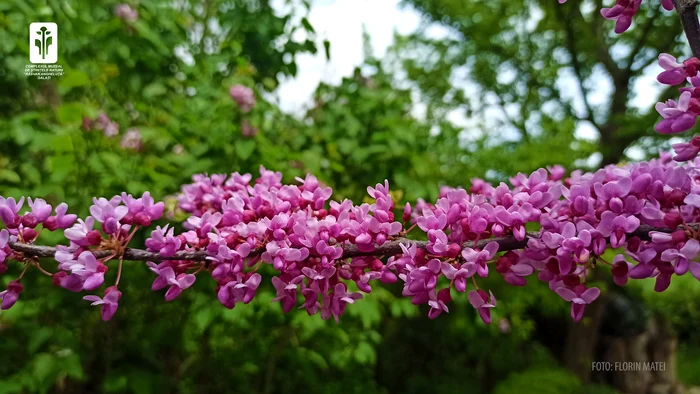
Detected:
left=6, top=224, right=694, bottom=263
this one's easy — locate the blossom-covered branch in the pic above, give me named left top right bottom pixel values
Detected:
left=2, top=150, right=700, bottom=324
left=6, top=223, right=694, bottom=261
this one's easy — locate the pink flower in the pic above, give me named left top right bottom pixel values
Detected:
left=146, top=225, right=182, bottom=256
left=114, top=4, right=138, bottom=22
left=161, top=267, right=196, bottom=301
left=611, top=255, right=634, bottom=286
left=461, top=241, right=499, bottom=278
left=555, top=286, right=600, bottom=322
left=84, top=286, right=121, bottom=321
left=120, top=128, right=142, bottom=151
left=104, top=121, right=119, bottom=137
left=217, top=273, right=262, bottom=309
left=321, top=283, right=363, bottom=322
left=0, top=280, right=23, bottom=310
left=659, top=54, right=700, bottom=85
left=271, top=275, right=304, bottom=313
left=428, top=288, right=451, bottom=318
left=64, top=217, right=102, bottom=247
left=241, top=120, right=258, bottom=137
left=0, top=197, right=24, bottom=228
left=672, top=136, right=700, bottom=161
left=90, top=197, right=128, bottom=234
left=468, top=289, right=496, bottom=324
left=600, top=0, right=642, bottom=34
left=43, top=203, right=78, bottom=231
left=441, top=261, right=476, bottom=292
left=655, top=92, right=700, bottom=134
left=596, top=211, right=640, bottom=248
left=662, top=239, right=700, bottom=276
left=229, top=85, right=256, bottom=112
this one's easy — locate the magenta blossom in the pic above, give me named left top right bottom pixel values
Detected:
left=217, top=273, right=262, bottom=309
left=0, top=280, right=23, bottom=310
left=114, top=4, right=138, bottom=22
left=596, top=211, right=640, bottom=248
left=555, top=286, right=600, bottom=322
left=655, top=91, right=699, bottom=134
left=84, top=286, right=121, bottom=321
left=120, top=128, right=142, bottom=151
left=662, top=239, right=700, bottom=276
left=441, top=261, right=477, bottom=292
left=428, top=288, right=451, bottom=319
left=321, top=283, right=363, bottom=322
left=161, top=267, right=196, bottom=301
left=611, top=255, right=634, bottom=286
left=271, top=275, right=304, bottom=313
left=461, top=241, right=499, bottom=277
left=468, top=289, right=496, bottom=324
left=657, top=54, right=700, bottom=86
left=229, top=85, right=256, bottom=112
left=146, top=225, right=182, bottom=257
left=600, top=0, right=641, bottom=34
left=672, top=136, right=700, bottom=162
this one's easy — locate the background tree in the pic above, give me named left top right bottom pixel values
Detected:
left=395, top=0, right=684, bottom=173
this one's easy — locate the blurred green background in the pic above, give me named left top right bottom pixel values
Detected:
left=0, top=0, right=698, bottom=393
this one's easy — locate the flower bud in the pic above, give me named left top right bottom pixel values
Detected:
left=134, top=212, right=151, bottom=227
left=87, top=230, right=103, bottom=246
left=43, top=216, right=58, bottom=231
left=22, top=228, right=38, bottom=243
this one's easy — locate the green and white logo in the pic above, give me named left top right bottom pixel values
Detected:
left=29, top=22, right=57, bottom=64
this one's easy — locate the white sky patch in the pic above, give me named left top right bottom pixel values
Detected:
left=274, top=0, right=421, bottom=115
left=270, top=0, right=670, bottom=163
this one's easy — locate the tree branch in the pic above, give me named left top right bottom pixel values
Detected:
left=557, top=2, right=600, bottom=129
left=673, top=0, right=700, bottom=58
left=7, top=224, right=691, bottom=263
left=625, top=8, right=658, bottom=75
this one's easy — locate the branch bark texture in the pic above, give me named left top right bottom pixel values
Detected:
left=6, top=224, right=689, bottom=262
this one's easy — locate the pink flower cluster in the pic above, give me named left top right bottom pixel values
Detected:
left=146, top=168, right=401, bottom=322
left=560, top=0, right=674, bottom=34
left=138, top=154, right=696, bottom=324
left=558, top=0, right=700, bottom=162
left=82, top=111, right=119, bottom=137
left=0, top=197, right=77, bottom=309
left=114, top=4, right=138, bottom=22
left=1, top=152, right=699, bottom=324
left=650, top=54, right=700, bottom=161
left=54, top=192, right=163, bottom=320
left=229, top=85, right=256, bottom=112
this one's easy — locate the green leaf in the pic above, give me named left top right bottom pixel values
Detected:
left=0, top=169, right=20, bottom=183
left=301, top=17, right=315, bottom=33
left=58, top=70, right=90, bottom=94
left=143, top=83, right=167, bottom=99
left=323, top=39, right=331, bottom=61
left=32, top=353, right=56, bottom=383
left=234, top=140, right=256, bottom=160
left=56, top=103, right=86, bottom=124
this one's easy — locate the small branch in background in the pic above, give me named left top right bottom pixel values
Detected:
left=674, top=0, right=700, bottom=58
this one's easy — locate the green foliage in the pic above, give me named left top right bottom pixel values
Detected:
left=678, top=344, right=700, bottom=386
left=396, top=0, right=683, bottom=171
left=492, top=367, right=622, bottom=394
left=1, top=0, right=697, bottom=393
